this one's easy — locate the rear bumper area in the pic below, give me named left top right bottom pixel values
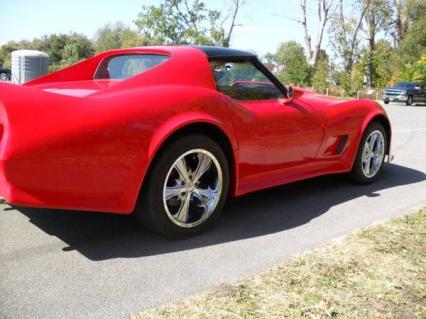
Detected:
left=0, top=158, right=136, bottom=214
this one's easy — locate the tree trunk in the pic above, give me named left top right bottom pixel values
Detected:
left=367, top=36, right=375, bottom=87
left=300, top=0, right=313, bottom=63
left=366, top=15, right=376, bottom=87
left=394, top=0, right=402, bottom=46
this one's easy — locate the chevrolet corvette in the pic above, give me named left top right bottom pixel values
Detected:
left=0, top=46, right=391, bottom=237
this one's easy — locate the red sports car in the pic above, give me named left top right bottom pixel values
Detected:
left=0, top=46, right=391, bottom=237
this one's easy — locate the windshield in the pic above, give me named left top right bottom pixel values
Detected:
left=393, top=82, right=416, bottom=89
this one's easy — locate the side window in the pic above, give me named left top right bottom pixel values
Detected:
left=210, top=60, right=284, bottom=100
left=95, top=54, right=169, bottom=80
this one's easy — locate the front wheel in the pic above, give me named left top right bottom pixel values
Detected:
left=350, top=122, right=387, bottom=184
left=406, top=95, right=413, bottom=106
left=136, top=135, right=229, bottom=237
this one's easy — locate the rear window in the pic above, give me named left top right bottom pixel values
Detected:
left=94, top=54, right=169, bottom=80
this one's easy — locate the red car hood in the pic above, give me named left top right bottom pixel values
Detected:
left=26, top=80, right=121, bottom=98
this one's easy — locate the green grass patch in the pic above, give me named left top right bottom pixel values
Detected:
left=133, top=208, right=426, bottom=319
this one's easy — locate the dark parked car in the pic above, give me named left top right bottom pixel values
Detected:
left=383, top=82, right=426, bottom=105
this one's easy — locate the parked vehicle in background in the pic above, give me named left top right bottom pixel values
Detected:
left=0, top=68, right=11, bottom=81
left=383, top=82, right=426, bottom=105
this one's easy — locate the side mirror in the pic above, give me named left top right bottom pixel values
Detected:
left=287, top=86, right=294, bottom=99
left=280, top=86, right=294, bottom=105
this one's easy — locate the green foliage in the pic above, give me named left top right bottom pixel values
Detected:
left=0, top=0, right=424, bottom=89
left=340, top=62, right=365, bottom=96
left=413, top=54, right=426, bottom=82
left=0, top=40, right=35, bottom=68
left=58, top=34, right=94, bottom=69
left=372, top=40, right=394, bottom=88
left=0, top=33, right=94, bottom=72
left=398, top=53, right=426, bottom=82
left=398, top=0, right=426, bottom=64
left=134, top=0, right=225, bottom=46
left=328, top=14, right=362, bottom=71
left=94, top=22, right=150, bottom=52
left=270, top=41, right=312, bottom=86
left=390, top=0, right=426, bottom=83
left=312, top=52, right=330, bottom=89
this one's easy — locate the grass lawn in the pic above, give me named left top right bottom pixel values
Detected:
left=133, top=208, right=426, bottom=319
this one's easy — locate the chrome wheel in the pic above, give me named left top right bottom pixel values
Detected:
left=361, top=130, right=385, bottom=178
left=163, top=149, right=223, bottom=228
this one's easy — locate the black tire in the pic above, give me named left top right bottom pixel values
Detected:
left=349, top=122, right=387, bottom=184
left=383, top=100, right=389, bottom=104
left=135, top=134, right=229, bottom=237
left=406, top=95, right=413, bottom=106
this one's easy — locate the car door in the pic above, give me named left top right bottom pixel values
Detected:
left=210, top=59, right=325, bottom=191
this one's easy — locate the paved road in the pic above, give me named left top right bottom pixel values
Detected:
left=1, top=103, right=426, bottom=319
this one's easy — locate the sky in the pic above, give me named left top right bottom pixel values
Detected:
left=0, top=0, right=324, bottom=56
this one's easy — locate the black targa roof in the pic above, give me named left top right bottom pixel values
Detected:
left=193, top=46, right=256, bottom=59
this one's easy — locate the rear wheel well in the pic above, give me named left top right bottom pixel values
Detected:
left=369, top=115, right=391, bottom=154
left=143, top=123, right=236, bottom=196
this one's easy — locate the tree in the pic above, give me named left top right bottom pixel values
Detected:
left=388, top=0, right=426, bottom=82
left=94, top=22, right=150, bottom=52
left=301, top=0, right=340, bottom=65
left=0, top=40, right=35, bottom=68
left=328, top=0, right=371, bottom=72
left=36, top=33, right=94, bottom=71
left=134, top=0, right=244, bottom=47
left=268, top=41, right=312, bottom=86
left=361, top=0, right=392, bottom=87
left=412, top=53, right=426, bottom=82
left=60, top=34, right=94, bottom=68
left=277, top=0, right=340, bottom=66
left=221, top=0, right=245, bottom=47
left=397, top=0, right=426, bottom=64
left=390, top=0, right=415, bottom=47
left=312, top=50, right=330, bottom=89
left=0, top=33, right=93, bottom=71
left=372, top=39, right=394, bottom=87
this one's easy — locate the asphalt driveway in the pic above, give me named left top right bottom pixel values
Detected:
left=1, top=102, right=426, bottom=319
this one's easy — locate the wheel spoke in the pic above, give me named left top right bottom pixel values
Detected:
left=362, top=147, right=369, bottom=163
left=175, top=157, right=191, bottom=183
left=192, top=191, right=207, bottom=211
left=365, top=157, right=372, bottom=175
left=164, top=185, right=186, bottom=200
left=193, top=153, right=212, bottom=183
left=368, top=133, right=378, bottom=151
left=175, top=193, right=191, bottom=223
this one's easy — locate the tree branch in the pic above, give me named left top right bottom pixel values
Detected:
left=224, top=0, right=242, bottom=47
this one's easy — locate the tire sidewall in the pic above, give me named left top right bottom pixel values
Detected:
left=140, top=135, right=230, bottom=237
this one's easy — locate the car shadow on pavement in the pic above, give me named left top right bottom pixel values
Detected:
left=8, top=163, right=426, bottom=261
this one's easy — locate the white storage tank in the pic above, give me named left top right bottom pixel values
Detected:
left=11, top=50, right=49, bottom=84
